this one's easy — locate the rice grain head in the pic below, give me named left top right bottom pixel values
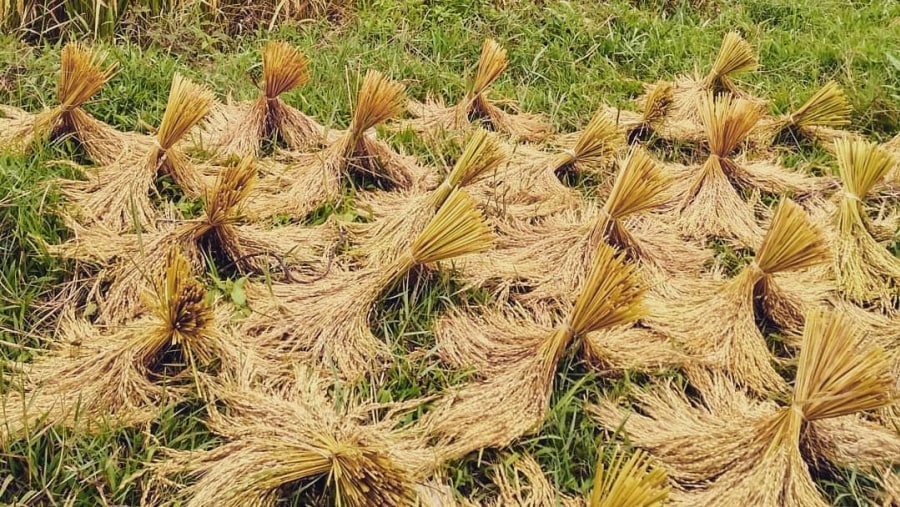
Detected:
left=588, top=448, right=669, bottom=507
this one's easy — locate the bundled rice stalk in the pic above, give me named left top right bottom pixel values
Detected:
left=248, top=69, right=425, bottom=221
left=663, top=32, right=760, bottom=125
left=588, top=448, right=669, bottom=507
left=647, top=198, right=830, bottom=395
left=404, top=38, right=550, bottom=142
left=199, top=41, right=327, bottom=158
left=421, top=243, right=679, bottom=461
left=242, top=188, right=493, bottom=380
left=462, top=145, right=710, bottom=304
left=830, top=138, right=900, bottom=312
left=589, top=308, right=900, bottom=507
left=674, top=93, right=819, bottom=246
left=159, top=368, right=437, bottom=507
left=349, top=128, right=508, bottom=267
left=57, top=73, right=215, bottom=232
left=0, top=249, right=238, bottom=444
left=604, top=80, right=702, bottom=144
left=755, top=81, right=853, bottom=146
left=0, top=42, right=140, bottom=162
left=52, top=156, right=335, bottom=324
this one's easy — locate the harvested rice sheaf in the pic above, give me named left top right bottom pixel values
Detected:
left=57, top=73, right=215, bottom=232
left=403, top=38, right=551, bottom=141
left=247, top=69, right=427, bottom=221
left=52, top=156, right=335, bottom=324
left=754, top=80, right=854, bottom=146
left=591, top=308, right=900, bottom=507
left=646, top=198, right=831, bottom=395
left=242, top=188, right=493, bottom=380
left=0, top=42, right=142, bottom=162
left=423, top=243, right=679, bottom=461
left=198, top=41, right=327, bottom=158
left=830, top=138, right=900, bottom=312
left=159, top=368, right=437, bottom=507
left=0, top=250, right=238, bottom=444
left=603, top=80, right=704, bottom=144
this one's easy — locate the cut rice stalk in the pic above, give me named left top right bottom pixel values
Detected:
left=350, top=128, right=508, bottom=267
left=57, top=73, right=215, bottom=232
left=0, top=249, right=237, bottom=444
left=242, top=188, right=493, bottom=380
left=589, top=448, right=669, bottom=507
left=404, top=38, right=550, bottom=141
left=199, top=41, right=326, bottom=158
left=831, top=138, right=900, bottom=311
left=159, top=369, right=436, bottom=507
left=589, top=308, right=898, bottom=507
left=648, top=198, right=830, bottom=395
left=422, top=243, right=657, bottom=461
left=52, top=156, right=336, bottom=323
left=760, top=81, right=852, bottom=145
left=248, top=69, right=425, bottom=221
left=0, top=42, right=138, bottom=162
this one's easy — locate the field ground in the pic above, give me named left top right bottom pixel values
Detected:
left=0, top=0, right=899, bottom=505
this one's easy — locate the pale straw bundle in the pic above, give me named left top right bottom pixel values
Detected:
left=830, top=138, right=900, bottom=312
left=588, top=448, right=669, bottom=507
left=461, top=146, right=710, bottom=304
left=422, top=243, right=679, bottom=462
left=605, top=80, right=703, bottom=143
left=242, top=188, right=493, bottom=380
left=646, top=198, right=831, bottom=395
left=52, top=156, right=335, bottom=324
left=404, top=38, right=551, bottom=142
left=597, top=308, right=900, bottom=506
left=754, top=80, right=853, bottom=146
left=159, top=367, right=437, bottom=507
left=247, top=69, right=426, bottom=221
left=57, top=73, right=215, bottom=232
left=0, top=42, right=140, bottom=162
left=0, top=249, right=240, bottom=444
left=198, top=41, right=327, bottom=158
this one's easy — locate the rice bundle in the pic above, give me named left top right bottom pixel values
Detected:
left=590, top=308, right=900, bottom=507
left=404, top=38, right=550, bottom=141
left=589, top=448, right=669, bottom=507
left=161, top=368, right=436, bottom=507
left=349, top=128, right=508, bottom=267
left=0, top=250, right=236, bottom=443
left=242, top=188, right=493, bottom=380
left=53, top=156, right=334, bottom=324
left=248, top=69, right=425, bottom=221
left=462, top=145, right=709, bottom=303
left=0, top=42, right=141, bottom=162
left=674, top=93, right=819, bottom=246
left=605, top=80, right=702, bottom=143
left=663, top=32, right=760, bottom=125
left=648, top=198, right=830, bottom=394
left=422, top=243, right=669, bottom=461
left=756, top=81, right=853, bottom=145
left=830, top=138, right=900, bottom=312
left=199, top=41, right=326, bottom=158
left=58, top=73, right=215, bottom=232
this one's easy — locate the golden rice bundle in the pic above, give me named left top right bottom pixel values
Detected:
left=52, top=156, right=335, bottom=324
left=664, top=32, right=760, bottom=126
left=605, top=80, right=702, bottom=143
left=248, top=69, right=426, bottom=221
left=242, top=188, right=493, bottom=380
left=590, top=308, right=899, bottom=507
left=674, top=93, right=820, bottom=246
left=422, top=243, right=677, bottom=461
left=589, top=448, right=669, bottom=507
left=57, top=73, right=215, bottom=232
left=0, top=250, right=238, bottom=444
left=349, top=128, right=508, bottom=267
left=461, top=146, right=710, bottom=304
left=647, top=198, right=830, bottom=394
left=159, top=368, right=436, bottom=507
left=199, top=41, right=327, bottom=158
left=830, top=138, right=900, bottom=312
left=0, top=42, right=139, bottom=162
left=756, top=81, right=853, bottom=146
left=404, top=38, right=550, bottom=142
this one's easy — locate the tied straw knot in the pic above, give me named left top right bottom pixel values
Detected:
left=560, top=147, right=578, bottom=164
left=841, top=190, right=861, bottom=202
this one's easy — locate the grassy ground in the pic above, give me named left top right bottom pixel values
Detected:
left=0, top=0, right=898, bottom=504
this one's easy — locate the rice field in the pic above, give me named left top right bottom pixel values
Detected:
left=0, top=0, right=899, bottom=505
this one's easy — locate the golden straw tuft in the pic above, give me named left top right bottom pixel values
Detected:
left=702, top=31, right=758, bottom=91
left=262, top=40, right=311, bottom=99
left=589, top=448, right=669, bottom=507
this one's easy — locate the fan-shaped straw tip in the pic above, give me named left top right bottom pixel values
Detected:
left=706, top=31, right=758, bottom=85
left=149, top=249, right=213, bottom=344
left=471, top=38, right=509, bottom=96
left=261, top=40, right=310, bottom=98
left=446, top=128, right=510, bottom=187
left=834, top=138, right=895, bottom=198
left=590, top=448, right=669, bottom=507
left=409, top=188, right=494, bottom=265
left=351, top=69, right=407, bottom=133
left=57, top=41, right=117, bottom=109
left=206, top=155, right=257, bottom=221
left=699, top=93, right=760, bottom=157
left=789, top=80, right=851, bottom=129
left=568, top=243, right=645, bottom=336
left=755, top=198, right=830, bottom=274
left=157, top=73, right=216, bottom=149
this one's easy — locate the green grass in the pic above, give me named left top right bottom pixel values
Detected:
left=1, top=0, right=898, bottom=504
